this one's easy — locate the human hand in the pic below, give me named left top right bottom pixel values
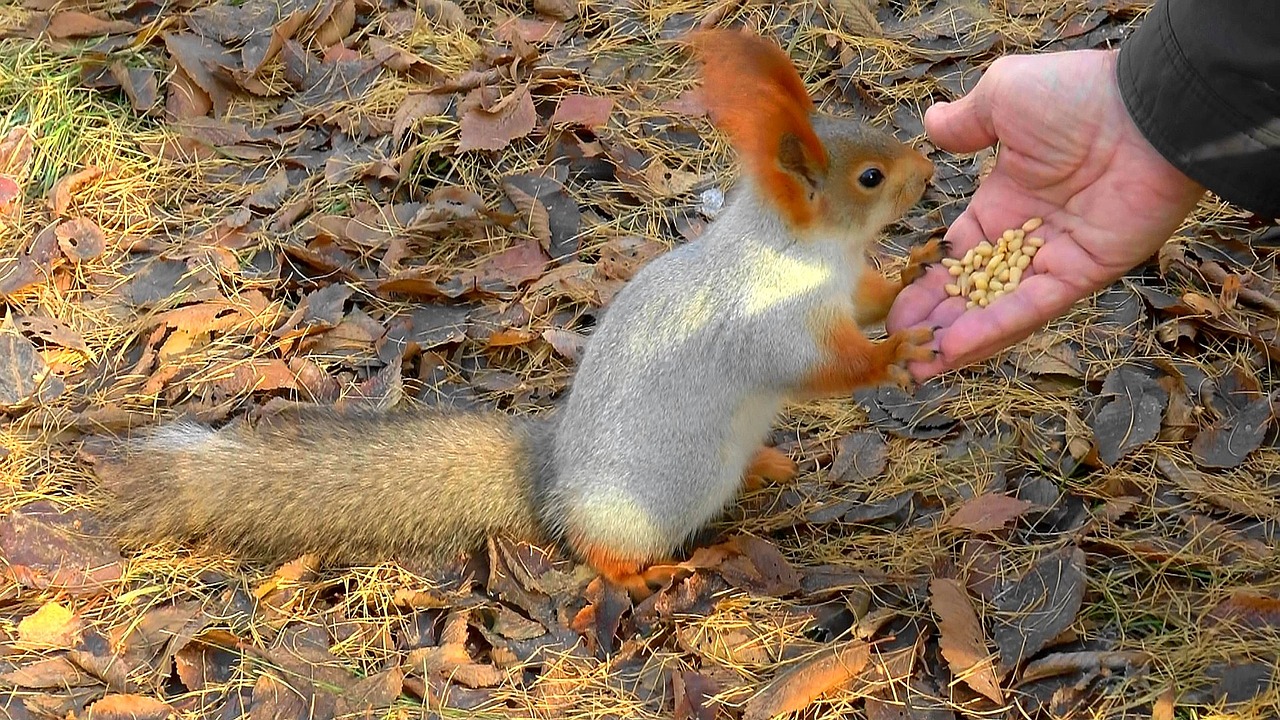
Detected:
left=886, top=49, right=1205, bottom=379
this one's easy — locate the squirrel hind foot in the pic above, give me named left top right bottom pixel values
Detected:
left=574, top=541, right=674, bottom=602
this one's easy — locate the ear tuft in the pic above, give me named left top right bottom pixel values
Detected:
left=686, top=29, right=829, bottom=228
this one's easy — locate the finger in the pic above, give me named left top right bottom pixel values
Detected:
left=923, top=87, right=998, bottom=154
left=933, top=272, right=1085, bottom=368
left=886, top=211, right=989, bottom=333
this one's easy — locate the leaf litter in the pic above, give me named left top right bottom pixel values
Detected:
left=2, top=0, right=1279, bottom=717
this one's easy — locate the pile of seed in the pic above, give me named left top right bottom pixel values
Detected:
left=943, top=217, right=1045, bottom=308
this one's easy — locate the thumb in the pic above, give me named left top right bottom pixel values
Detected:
left=924, top=87, right=997, bottom=154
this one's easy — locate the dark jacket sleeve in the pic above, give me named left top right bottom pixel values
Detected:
left=1117, top=0, right=1280, bottom=219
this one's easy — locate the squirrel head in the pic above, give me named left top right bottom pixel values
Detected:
left=687, top=29, right=934, bottom=241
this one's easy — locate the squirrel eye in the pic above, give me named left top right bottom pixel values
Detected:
left=858, top=168, right=885, bottom=189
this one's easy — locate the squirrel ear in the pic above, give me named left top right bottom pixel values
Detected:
left=687, top=29, right=829, bottom=227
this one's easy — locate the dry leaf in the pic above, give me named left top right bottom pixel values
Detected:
left=1090, top=364, right=1167, bottom=465
left=1203, top=592, right=1280, bottom=631
left=930, top=578, right=1003, bottom=703
left=45, top=11, right=136, bottom=38
left=822, top=0, right=882, bottom=36
left=86, top=694, right=172, bottom=720
left=55, top=218, right=107, bottom=262
left=550, top=94, right=613, bottom=128
left=457, top=85, right=538, bottom=153
left=534, top=0, right=577, bottom=20
left=991, top=546, right=1086, bottom=675
left=673, top=670, right=721, bottom=720
left=945, top=494, right=1034, bottom=533
left=47, top=165, right=102, bottom=216
left=743, top=639, right=871, bottom=720
left=17, top=602, right=82, bottom=650
left=0, top=328, right=65, bottom=409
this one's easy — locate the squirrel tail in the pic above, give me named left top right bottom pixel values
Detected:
left=93, top=408, right=554, bottom=566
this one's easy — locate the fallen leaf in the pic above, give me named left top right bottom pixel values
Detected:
left=45, top=11, right=136, bottom=38
left=945, top=494, right=1034, bottom=533
left=543, top=327, right=586, bottom=360
left=717, top=535, right=802, bottom=597
left=335, top=668, right=405, bottom=716
left=673, top=670, right=721, bottom=720
left=1205, top=662, right=1272, bottom=708
left=457, top=85, right=538, bottom=153
left=743, top=639, right=871, bottom=720
left=550, top=94, right=613, bottom=128
left=828, top=431, right=888, bottom=482
left=0, top=656, right=92, bottom=688
left=1089, top=364, right=1167, bottom=465
left=930, top=578, right=1003, bottom=703
left=17, top=602, right=82, bottom=649
left=85, top=694, right=172, bottom=720
left=503, top=171, right=581, bottom=259
left=0, top=328, right=66, bottom=409
left=55, top=217, right=107, bottom=262
left=1190, top=395, right=1273, bottom=469
left=0, top=175, right=19, bottom=211
left=534, top=0, right=576, bottom=20
left=47, top=165, right=102, bottom=216
left=991, top=546, right=1087, bottom=675
left=1203, top=592, right=1280, bottom=631
left=822, top=0, right=882, bottom=36
left=1016, top=650, right=1149, bottom=686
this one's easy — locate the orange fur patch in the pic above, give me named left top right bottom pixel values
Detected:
left=687, top=29, right=828, bottom=228
left=747, top=446, right=798, bottom=483
left=572, top=537, right=671, bottom=600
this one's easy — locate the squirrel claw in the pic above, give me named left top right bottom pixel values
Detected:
left=903, top=238, right=948, bottom=284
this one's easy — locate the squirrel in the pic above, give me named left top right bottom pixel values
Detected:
left=92, top=29, right=942, bottom=598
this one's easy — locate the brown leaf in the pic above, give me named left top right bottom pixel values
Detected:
left=743, top=639, right=871, bottom=720
left=164, top=33, right=236, bottom=117
left=929, top=578, right=1003, bottom=704
left=1203, top=592, right=1280, bottom=631
left=502, top=181, right=552, bottom=247
left=945, top=494, right=1034, bottom=533
left=47, top=165, right=102, bottom=216
left=543, top=327, right=586, bottom=360
left=569, top=577, right=629, bottom=655
left=673, top=670, right=721, bottom=720
left=336, top=668, right=405, bottom=716
left=822, top=0, right=882, bottom=36
left=550, top=94, right=613, bottom=128
left=1089, top=364, right=1167, bottom=465
left=717, top=535, right=803, bottom=597
left=174, top=635, right=239, bottom=691
left=165, top=64, right=213, bottom=120
left=0, top=176, right=19, bottom=213
left=0, top=328, right=66, bottom=409
left=991, top=546, right=1086, bottom=675
left=86, top=694, right=172, bottom=720
left=17, top=601, right=82, bottom=650
left=110, top=62, right=160, bottom=113
left=534, top=0, right=576, bottom=20
left=393, top=92, right=449, bottom=142
left=45, top=11, right=136, bottom=38
left=55, top=217, right=106, bottom=262
left=313, top=0, right=355, bottom=46
left=205, top=358, right=298, bottom=397
left=1016, top=650, right=1149, bottom=686
left=0, top=656, right=92, bottom=688
left=828, top=431, right=888, bottom=483
left=466, top=238, right=550, bottom=292
left=1190, top=395, right=1273, bottom=469
left=457, top=85, right=538, bottom=153
left=0, top=126, right=35, bottom=181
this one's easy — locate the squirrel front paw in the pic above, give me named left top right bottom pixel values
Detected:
left=884, top=326, right=936, bottom=388
left=901, top=237, right=949, bottom=286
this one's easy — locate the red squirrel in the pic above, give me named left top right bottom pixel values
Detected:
left=95, top=29, right=942, bottom=597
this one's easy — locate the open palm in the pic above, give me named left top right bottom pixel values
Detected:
left=886, top=49, right=1205, bottom=378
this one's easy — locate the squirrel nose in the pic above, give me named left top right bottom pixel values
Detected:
left=912, top=151, right=935, bottom=184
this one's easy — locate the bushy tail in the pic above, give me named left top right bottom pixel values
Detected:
left=94, top=408, right=552, bottom=565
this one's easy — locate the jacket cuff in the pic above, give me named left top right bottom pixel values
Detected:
left=1117, top=1, right=1279, bottom=218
